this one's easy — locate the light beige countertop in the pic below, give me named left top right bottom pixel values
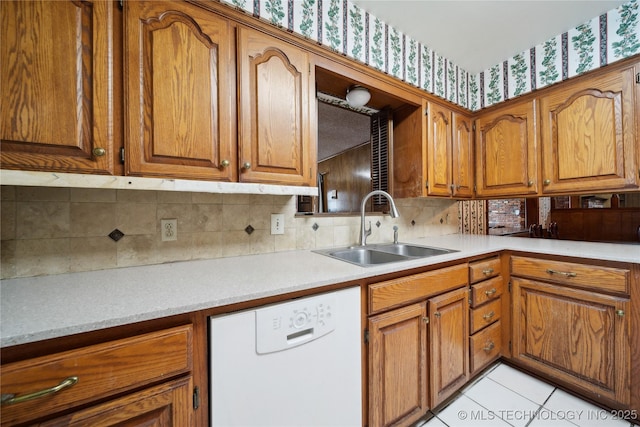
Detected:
left=2, top=234, right=638, bottom=348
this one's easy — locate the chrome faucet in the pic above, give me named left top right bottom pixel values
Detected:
left=360, top=190, right=400, bottom=246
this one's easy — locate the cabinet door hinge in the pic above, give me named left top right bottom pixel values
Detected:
left=118, top=0, right=123, bottom=10
left=508, top=341, right=512, bottom=352
left=473, top=184, right=477, bottom=193
left=472, top=122, right=476, bottom=131
left=636, top=72, right=640, bottom=84
left=424, top=107, right=429, bottom=116
left=119, top=147, right=125, bottom=164
left=193, top=386, right=200, bottom=410
left=508, top=281, right=512, bottom=292
left=425, top=180, right=429, bottom=189
left=364, top=328, right=369, bottom=344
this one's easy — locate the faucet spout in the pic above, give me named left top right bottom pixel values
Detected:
left=360, top=190, right=400, bottom=246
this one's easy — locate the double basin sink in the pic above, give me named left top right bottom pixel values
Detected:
left=314, top=243, right=458, bottom=267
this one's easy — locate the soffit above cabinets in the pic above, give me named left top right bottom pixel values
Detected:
left=351, top=0, right=627, bottom=74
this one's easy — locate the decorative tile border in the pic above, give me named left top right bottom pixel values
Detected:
left=222, top=0, right=640, bottom=110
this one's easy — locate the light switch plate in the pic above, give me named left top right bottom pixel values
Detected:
left=271, top=214, right=284, bottom=235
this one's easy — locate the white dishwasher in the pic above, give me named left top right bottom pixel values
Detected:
left=209, top=286, right=362, bottom=427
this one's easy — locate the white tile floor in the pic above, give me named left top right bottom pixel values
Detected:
left=419, top=363, right=639, bottom=427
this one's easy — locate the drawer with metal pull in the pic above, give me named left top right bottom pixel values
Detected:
left=470, top=298, right=501, bottom=334
left=470, top=321, right=501, bottom=374
left=1, top=325, right=192, bottom=426
left=469, top=256, right=501, bottom=284
left=470, top=276, right=503, bottom=307
left=511, top=256, right=629, bottom=294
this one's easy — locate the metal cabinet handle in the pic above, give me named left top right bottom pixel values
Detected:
left=482, top=268, right=494, bottom=276
left=434, top=312, right=441, bottom=318
left=483, top=311, right=495, bottom=321
left=242, top=162, right=251, bottom=170
left=220, top=159, right=230, bottom=167
left=1, top=376, right=78, bottom=406
left=546, top=269, right=577, bottom=278
left=92, top=147, right=106, bottom=157
left=543, top=179, right=551, bottom=186
left=483, top=341, right=495, bottom=352
left=527, top=180, right=534, bottom=187
left=616, top=309, right=625, bottom=317
left=484, top=288, right=497, bottom=296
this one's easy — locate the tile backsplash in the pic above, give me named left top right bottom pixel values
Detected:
left=0, top=186, right=459, bottom=279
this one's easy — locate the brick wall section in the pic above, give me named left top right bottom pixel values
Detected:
left=488, top=199, right=525, bottom=229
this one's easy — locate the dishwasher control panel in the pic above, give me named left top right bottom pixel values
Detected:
left=256, top=291, right=337, bottom=354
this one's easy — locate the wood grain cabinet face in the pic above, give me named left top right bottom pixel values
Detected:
left=1, top=0, right=115, bottom=174
left=426, top=103, right=474, bottom=198
left=39, top=377, right=193, bottom=427
left=468, top=257, right=503, bottom=376
left=0, top=325, right=192, bottom=426
left=368, top=303, right=428, bottom=427
left=428, top=287, right=469, bottom=407
left=539, top=64, right=638, bottom=194
left=367, top=265, right=470, bottom=426
left=511, top=277, right=630, bottom=406
left=475, top=99, right=538, bottom=197
left=124, top=1, right=236, bottom=181
left=237, top=27, right=316, bottom=186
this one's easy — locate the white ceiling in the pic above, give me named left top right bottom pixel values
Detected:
left=351, top=0, right=627, bottom=74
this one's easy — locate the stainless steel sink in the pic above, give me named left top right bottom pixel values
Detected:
left=371, top=243, right=457, bottom=258
left=326, top=247, right=409, bottom=266
left=314, top=243, right=458, bottom=267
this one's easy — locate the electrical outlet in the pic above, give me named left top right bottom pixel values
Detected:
left=271, top=214, right=284, bottom=235
left=161, top=219, right=178, bottom=241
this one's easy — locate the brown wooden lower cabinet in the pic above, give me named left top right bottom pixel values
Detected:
left=0, top=325, right=193, bottom=426
left=428, top=287, right=469, bottom=407
left=511, top=277, right=630, bottom=406
left=39, top=377, right=193, bottom=427
left=470, top=321, right=502, bottom=374
left=368, top=302, right=429, bottom=427
left=468, top=256, right=504, bottom=376
left=368, top=282, right=470, bottom=427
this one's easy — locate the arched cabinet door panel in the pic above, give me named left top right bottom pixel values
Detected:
left=237, top=27, right=316, bottom=186
left=539, top=63, right=638, bottom=194
left=475, top=98, right=538, bottom=197
left=124, top=0, right=236, bottom=181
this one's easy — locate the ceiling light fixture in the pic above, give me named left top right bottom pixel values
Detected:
left=345, top=86, right=371, bottom=108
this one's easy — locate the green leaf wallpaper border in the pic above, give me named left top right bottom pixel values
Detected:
left=222, top=0, right=639, bottom=111
left=294, top=0, right=317, bottom=38
left=347, top=2, right=365, bottom=61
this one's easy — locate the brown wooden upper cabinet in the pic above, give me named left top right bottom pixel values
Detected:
left=1, top=0, right=116, bottom=174
left=426, top=102, right=474, bottom=198
left=392, top=100, right=473, bottom=199
left=124, top=0, right=237, bottom=181
left=237, top=27, right=316, bottom=186
left=539, top=61, right=639, bottom=194
left=475, top=98, right=538, bottom=197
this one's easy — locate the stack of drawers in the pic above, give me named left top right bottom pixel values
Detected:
left=468, top=256, right=503, bottom=375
